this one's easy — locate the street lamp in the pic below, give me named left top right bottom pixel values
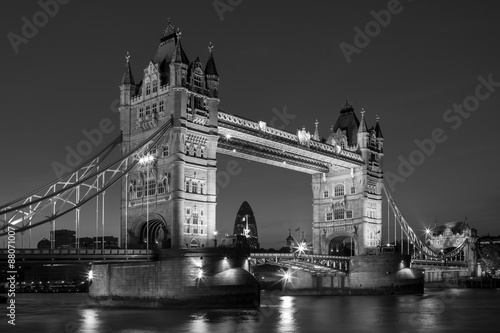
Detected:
left=213, top=231, right=218, bottom=248
left=138, top=152, right=155, bottom=250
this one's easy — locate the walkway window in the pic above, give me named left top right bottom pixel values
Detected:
left=334, top=184, right=345, bottom=196
left=334, top=208, right=345, bottom=220
left=326, top=212, right=333, bottom=221
left=323, top=191, right=329, bottom=198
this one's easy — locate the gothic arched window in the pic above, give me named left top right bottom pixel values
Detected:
left=334, top=184, right=345, bottom=197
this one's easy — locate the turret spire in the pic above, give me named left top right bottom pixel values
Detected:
left=375, top=114, right=384, bottom=138
left=313, top=119, right=320, bottom=141
left=358, top=108, right=368, bottom=133
left=121, top=51, right=135, bottom=85
left=205, top=41, right=219, bottom=76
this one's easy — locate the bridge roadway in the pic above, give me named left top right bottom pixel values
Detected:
left=0, top=248, right=157, bottom=264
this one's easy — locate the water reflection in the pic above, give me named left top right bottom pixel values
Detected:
left=79, top=308, right=100, bottom=333
left=277, top=296, right=297, bottom=332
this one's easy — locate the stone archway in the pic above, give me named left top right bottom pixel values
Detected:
left=130, top=213, right=170, bottom=249
left=325, top=233, right=357, bottom=256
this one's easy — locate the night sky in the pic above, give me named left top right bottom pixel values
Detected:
left=1, top=0, right=500, bottom=250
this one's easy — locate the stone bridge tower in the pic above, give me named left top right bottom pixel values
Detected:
left=312, top=101, right=384, bottom=256
left=118, top=21, right=219, bottom=250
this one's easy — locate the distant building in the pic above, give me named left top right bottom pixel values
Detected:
left=37, top=238, right=51, bottom=249
left=50, top=229, right=75, bottom=249
left=425, top=221, right=472, bottom=253
left=233, top=201, right=259, bottom=249
left=78, top=236, right=119, bottom=249
left=478, top=235, right=500, bottom=245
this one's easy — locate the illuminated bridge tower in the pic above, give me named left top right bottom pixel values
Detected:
left=118, top=21, right=220, bottom=250
left=312, top=101, right=384, bottom=256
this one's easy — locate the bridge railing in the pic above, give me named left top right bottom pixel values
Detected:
left=0, top=248, right=156, bottom=256
left=250, top=253, right=350, bottom=260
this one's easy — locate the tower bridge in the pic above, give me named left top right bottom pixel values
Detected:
left=0, top=20, right=480, bottom=305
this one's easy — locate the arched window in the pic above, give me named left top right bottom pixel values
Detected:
left=194, top=74, right=202, bottom=88
left=189, top=145, right=194, bottom=156
left=192, top=182, right=198, bottom=194
left=185, top=180, right=190, bottom=192
left=190, top=238, right=199, bottom=248
left=334, top=208, right=345, bottom=220
left=200, top=183, right=204, bottom=194
left=334, top=184, right=345, bottom=196
left=200, top=147, right=205, bottom=158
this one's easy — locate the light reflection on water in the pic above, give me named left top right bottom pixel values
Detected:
left=2, top=289, right=500, bottom=333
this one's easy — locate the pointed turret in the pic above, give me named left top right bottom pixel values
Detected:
left=205, top=42, right=219, bottom=76
left=358, top=108, right=368, bottom=134
left=313, top=119, right=320, bottom=141
left=119, top=52, right=137, bottom=107
left=205, top=42, right=220, bottom=98
left=171, top=28, right=189, bottom=65
left=169, top=28, right=189, bottom=87
left=121, top=51, right=135, bottom=85
left=375, top=115, right=383, bottom=138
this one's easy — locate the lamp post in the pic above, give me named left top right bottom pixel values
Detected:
left=138, top=153, right=155, bottom=250
left=213, top=231, right=218, bottom=248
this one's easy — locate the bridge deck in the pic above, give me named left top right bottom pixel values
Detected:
left=0, top=248, right=157, bottom=263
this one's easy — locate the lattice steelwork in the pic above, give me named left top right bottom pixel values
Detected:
left=0, top=119, right=173, bottom=236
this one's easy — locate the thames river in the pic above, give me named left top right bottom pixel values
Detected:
left=2, top=289, right=499, bottom=332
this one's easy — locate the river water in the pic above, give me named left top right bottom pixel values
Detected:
left=1, top=289, right=499, bottom=333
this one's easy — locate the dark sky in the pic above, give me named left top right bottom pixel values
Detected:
left=1, top=0, right=500, bottom=250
